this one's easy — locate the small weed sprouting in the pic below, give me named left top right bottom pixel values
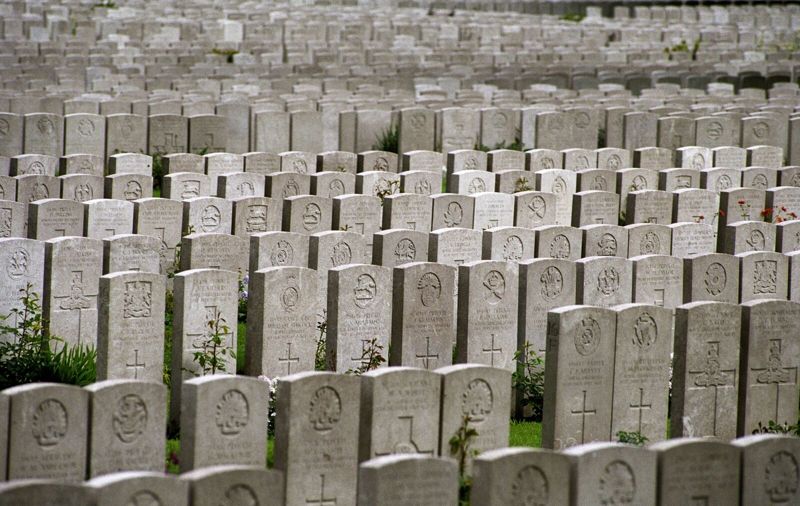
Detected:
left=190, top=309, right=235, bottom=376
left=345, top=338, right=386, bottom=375
left=449, top=414, right=479, bottom=506
left=372, top=124, right=399, bottom=154
left=512, top=342, right=545, bottom=421
left=616, top=430, right=649, bottom=446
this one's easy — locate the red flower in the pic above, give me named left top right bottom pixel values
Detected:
left=791, top=212, right=798, bottom=219
left=781, top=206, right=788, bottom=212
left=718, top=209, right=726, bottom=217
left=760, top=208, right=772, bottom=217
left=699, top=215, right=705, bottom=220
left=776, top=216, right=784, bottom=223
left=737, top=199, right=746, bottom=205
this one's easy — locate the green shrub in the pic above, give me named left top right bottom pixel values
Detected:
left=372, top=124, right=399, bottom=153
left=512, top=342, right=545, bottom=421
left=616, top=430, right=648, bottom=446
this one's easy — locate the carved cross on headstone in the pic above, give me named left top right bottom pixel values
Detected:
left=688, top=341, right=736, bottom=437
left=375, top=415, right=434, bottom=457
left=415, top=336, right=439, bottom=370
left=406, top=221, right=417, bottom=230
left=629, top=387, right=652, bottom=434
left=749, top=339, right=798, bottom=422
left=482, top=333, right=502, bottom=367
left=570, top=390, right=597, bottom=444
left=350, top=339, right=371, bottom=368
left=653, top=288, right=665, bottom=307
left=126, top=349, right=146, bottom=379
left=279, top=341, right=300, bottom=375
left=52, top=270, right=98, bottom=344
left=305, top=474, right=337, bottom=506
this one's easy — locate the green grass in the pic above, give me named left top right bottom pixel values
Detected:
left=237, top=322, right=246, bottom=373
left=509, top=420, right=541, bottom=448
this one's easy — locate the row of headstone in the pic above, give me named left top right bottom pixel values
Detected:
left=2, top=434, right=796, bottom=506
left=543, top=300, right=800, bottom=449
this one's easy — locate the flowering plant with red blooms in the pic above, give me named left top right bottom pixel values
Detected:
left=738, top=199, right=752, bottom=220
left=761, top=206, right=798, bottom=224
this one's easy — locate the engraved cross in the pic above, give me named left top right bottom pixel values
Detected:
left=126, top=349, right=146, bottom=379
left=629, top=387, right=652, bottom=434
left=415, top=336, right=439, bottom=370
left=482, top=334, right=502, bottom=367
left=570, top=390, right=597, bottom=444
left=279, top=341, right=300, bottom=375
left=305, top=473, right=337, bottom=506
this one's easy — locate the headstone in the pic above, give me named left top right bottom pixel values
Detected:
left=428, top=228, right=483, bottom=266
left=669, top=223, right=716, bottom=258
left=312, top=172, right=356, bottom=199
left=576, top=256, right=632, bottom=307
left=274, top=372, right=360, bottom=506
left=359, top=368, right=441, bottom=461
left=105, top=174, right=153, bottom=202
left=332, top=194, right=381, bottom=257
left=400, top=170, right=440, bottom=196
left=431, top=194, right=474, bottom=230
left=148, top=114, right=188, bottom=155
left=28, top=198, right=83, bottom=240
left=266, top=172, right=311, bottom=200
left=87, top=471, right=188, bottom=506
left=179, top=232, right=248, bottom=274
left=399, top=108, right=435, bottom=154
left=732, top=434, right=800, bottom=505
left=357, top=455, right=457, bottom=506
left=218, top=173, right=265, bottom=200
left=61, top=174, right=104, bottom=203
left=373, top=229, right=428, bottom=267
left=535, top=169, right=576, bottom=225
left=108, top=153, right=152, bottom=176
left=631, top=254, right=683, bottom=309
left=672, top=301, right=741, bottom=439
left=0, top=481, right=92, bottom=505
left=514, top=191, right=555, bottom=229
left=85, top=379, right=166, bottom=477
left=12, top=154, right=58, bottom=176
left=16, top=174, right=60, bottom=203
left=180, top=375, right=268, bottom=470
left=133, top=198, right=183, bottom=276
left=83, top=198, right=134, bottom=239
left=183, top=196, right=233, bottom=235
left=180, top=465, right=285, bottom=506
left=245, top=266, right=318, bottom=377
left=23, top=113, right=62, bottom=156
left=738, top=251, right=789, bottom=303
left=682, top=253, right=740, bottom=303
left=106, top=114, right=147, bottom=157
left=0, top=237, right=44, bottom=340
left=232, top=196, right=281, bottom=237
left=481, top=226, right=535, bottom=262
left=284, top=195, right=332, bottom=236
left=249, top=231, right=309, bottom=272
left=382, top=193, right=433, bottom=233
left=188, top=115, right=227, bottom=154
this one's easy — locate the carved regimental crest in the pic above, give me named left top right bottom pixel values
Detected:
left=29, top=182, right=49, bottom=202
left=417, top=272, right=441, bottom=307
left=222, top=484, right=258, bottom=506
left=181, top=180, right=200, bottom=200
left=302, top=203, right=322, bottom=231
left=747, top=229, right=766, bottom=251
left=753, top=260, right=777, bottom=294
left=540, top=266, right=563, bottom=300
left=281, top=277, right=300, bottom=312
left=309, top=386, right=342, bottom=433
left=330, top=241, right=352, bottom=267
left=607, top=154, right=622, bottom=171
left=7, top=248, right=29, bottom=279
left=125, top=490, right=161, bottom=506
left=632, top=313, right=657, bottom=349
left=596, top=233, right=618, bottom=256
left=124, top=281, right=152, bottom=319
left=409, top=112, right=427, bottom=129
left=527, top=195, right=547, bottom=223
left=549, top=234, right=571, bottom=259
left=77, top=118, right=95, bottom=137
left=704, top=262, right=727, bottom=296
left=37, top=116, right=55, bottom=135
left=0, top=208, right=11, bottom=237
left=414, top=178, right=432, bottom=195
left=631, top=175, right=648, bottom=191
left=691, top=153, right=706, bottom=170
left=639, top=232, right=661, bottom=255
left=765, top=450, right=799, bottom=503
left=551, top=176, right=566, bottom=198
left=502, top=235, right=523, bottom=261
left=751, top=174, right=768, bottom=190
left=32, top=399, right=68, bottom=447
left=292, top=159, right=308, bottom=174
left=597, top=267, right=620, bottom=296
left=599, top=460, right=636, bottom=505
left=113, top=394, right=148, bottom=443
left=270, top=240, right=294, bottom=266
left=201, top=205, right=221, bottom=232
left=706, top=121, right=723, bottom=140
left=542, top=157, right=555, bottom=170
left=511, top=465, right=549, bottom=506
left=483, top=270, right=506, bottom=304
left=394, top=238, right=417, bottom=262
left=75, top=183, right=93, bottom=202
left=465, top=156, right=479, bottom=171
left=443, top=202, right=463, bottom=227
left=575, top=317, right=601, bottom=356
left=753, top=121, right=770, bottom=139
left=328, top=179, right=346, bottom=197
left=468, top=177, right=485, bottom=194
left=245, top=205, right=268, bottom=233
left=461, top=379, right=493, bottom=423
left=354, top=273, right=377, bottom=309
left=0, top=118, right=8, bottom=136
left=373, top=157, right=389, bottom=171
left=282, top=178, right=299, bottom=198
left=716, top=174, right=733, bottom=192
left=28, top=160, right=45, bottom=175
left=215, top=390, right=249, bottom=436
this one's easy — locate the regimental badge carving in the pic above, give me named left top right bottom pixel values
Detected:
left=492, top=112, right=508, bottom=128
left=599, top=460, right=636, bottom=505
left=675, top=175, right=692, bottom=189
left=576, top=155, right=590, bottom=170
left=7, top=248, right=29, bottom=278
left=394, top=238, right=417, bottom=262
left=281, top=276, right=300, bottom=312
left=414, top=178, right=432, bottom=195
left=753, top=122, right=769, bottom=139
left=373, top=157, right=389, bottom=171
left=597, top=233, right=618, bottom=256
left=236, top=181, right=254, bottom=197
left=549, top=234, right=571, bottom=259
left=245, top=205, right=268, bottom=233
left=181, top=180, right=200, bottom=200
left=747, top=229, right=766, bottom=251
left=222, top=485, right=258, bottom=506
left=113, top=394, right=147, bottom=443
left=125, top=491, right=161, bottom=506
left=551, top=176, right=566, bottom=198
left=328, top=178, right=346, bottom=197
left=302, top=203, right=322, bottom=230
left=443, top=202, right=463, bottom=227
left=75, top=183, right=93, bottom=202
left=540, top=266, right=563, bottom=300
left=32, top=399, right=68, bottom=447
left=753, top=260, right=778, bottom=294
left=792, top=173, right=800, bottom=187
left=29, top=160, right=45, bottom=175
left=639, top=231, right=660, bottom=255
left=483, top=270, right=506, bottom=304
left=752, top=174, right=768, bottom=189
left=461, top=379, right=493, bottom=423
left=575, top=111, right=591, bottom=128
left=631, top=175, right=648, bottom=191
left=607, top=154, right=622, bottom=171
left=29, top=182, right=49, bottom=202
left=215, top=390, right=249, bottom=436
left=704, top=262, right=727, bottom=296
left=706, top=121, right=723, bottom=140
left=282, top=178, right=299, bottom=198
left=716, top=174, right=733, bottom=192
left=527, top=195, right=547, bottom=223
left=124, top=281, right=152, bottom=318
left=465, top=156, right=478, bottom=171
left=292, top=159, right=308, bottom=174
left=511, top=465, right=549, bottom=506
left=592, top=175, right=607, bottom=191
left=373, top=178, right=395, bottom=197
left=354, top=273, right=377, bottom=308
left=417, top=272, right=441, bottom=307
left=409, top=112, right=426, bottom=129
left=632, top=312, right=657, bottom=349
left=694, top=342, right=730, bottom=387
left=542, top=157, right=555, bottom=170
left=764, top=450, right=799, bottom=503
left=575, top=317, right=600, bottom=356
left=691, top=153, right=705, bottom=170
left=60, top=271, right=91, bottom=310
left=77, top=118, right=95, bottom=137
left=270, top=240, right=293, bottom=266
left=757, top=340, right=792, bottom=385
left=597, top=267, right=620, bottom=296
left=0, top=208, right=11, bottom=237
left=309, top=386, right=342, bottom=433
left=330, top=241, right=352, bottom=267
left=37, top=116, right=55, bottom=135
left=502, top=235, right=524, bottom=261
left=468, top=177, right=485, bottom=194
left=201, top=205, right=221, bottom=232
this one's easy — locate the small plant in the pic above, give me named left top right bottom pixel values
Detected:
left=738, top=199, right=752, bottom=220
left=151, top=152, right=165, bottom=194
left=560, top=13, right=585, bottom=23
left=372, top=124, right=399, bottom=154
left=92, top=0, right=117, bottom=8
left=616, top=430, right=649, bottom=446
left=760, top=206, right=798, bottom=224
left=163, top=289, right=174, bottom=386
left=258, top=375, right=279, bottom=436
left=190, top=309, right=235, bottom=376
left=238, top=273, right=249, bottom=323
left=449, top=414, right=479, bottom=506
left=514, top=177, right=532, bottom=193
left=315, top=318, right=327, bottom=371
left=345, top=338, right=386, bottom=375
left=375, top=179, right=400, bottom=204
left=512, top=342, right=545, bottom=421
left=753, top=420, right=800, bottom=437
left=475, top=139, right=524, bottom=153
left=211, top=47, right=239, bottom=63
left=195, top=146, right=209, bottom=156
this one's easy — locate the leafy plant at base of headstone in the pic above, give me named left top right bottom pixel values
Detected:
left=375, top=179, right=400, bottom=205
left=163, top=289, right=174, bottom=386
left=315, top=318, right=327, bottom=371
left=372, top=124, right=398, bottom=154
left=190, top=310, right=235, bottom=376
left=194, top=147, right=209, bottom=156
left=258, top=375, right=279, bottom=437
left=752, top=420, right=800, bottom=437
left=448, top=414, right=478, bottom=506
left=211, top=48, right=239, bottom=64
left=0, top=284, right=96, bottom=389
left=616, top=430, right=649, bottom=446
left=511, top=342, right=545, bottom=421
left=238, top=272, right=249, bottom=323
left=760, top=206, right=798, bottom=224
left=559, top=13, right=585, bottom=23
left=345, top=338, right=386, bottom=375
left=514, top=177, right=532, bottom=193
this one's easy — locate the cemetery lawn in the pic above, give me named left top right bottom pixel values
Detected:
left=508, top=420, right=541, bottom=448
